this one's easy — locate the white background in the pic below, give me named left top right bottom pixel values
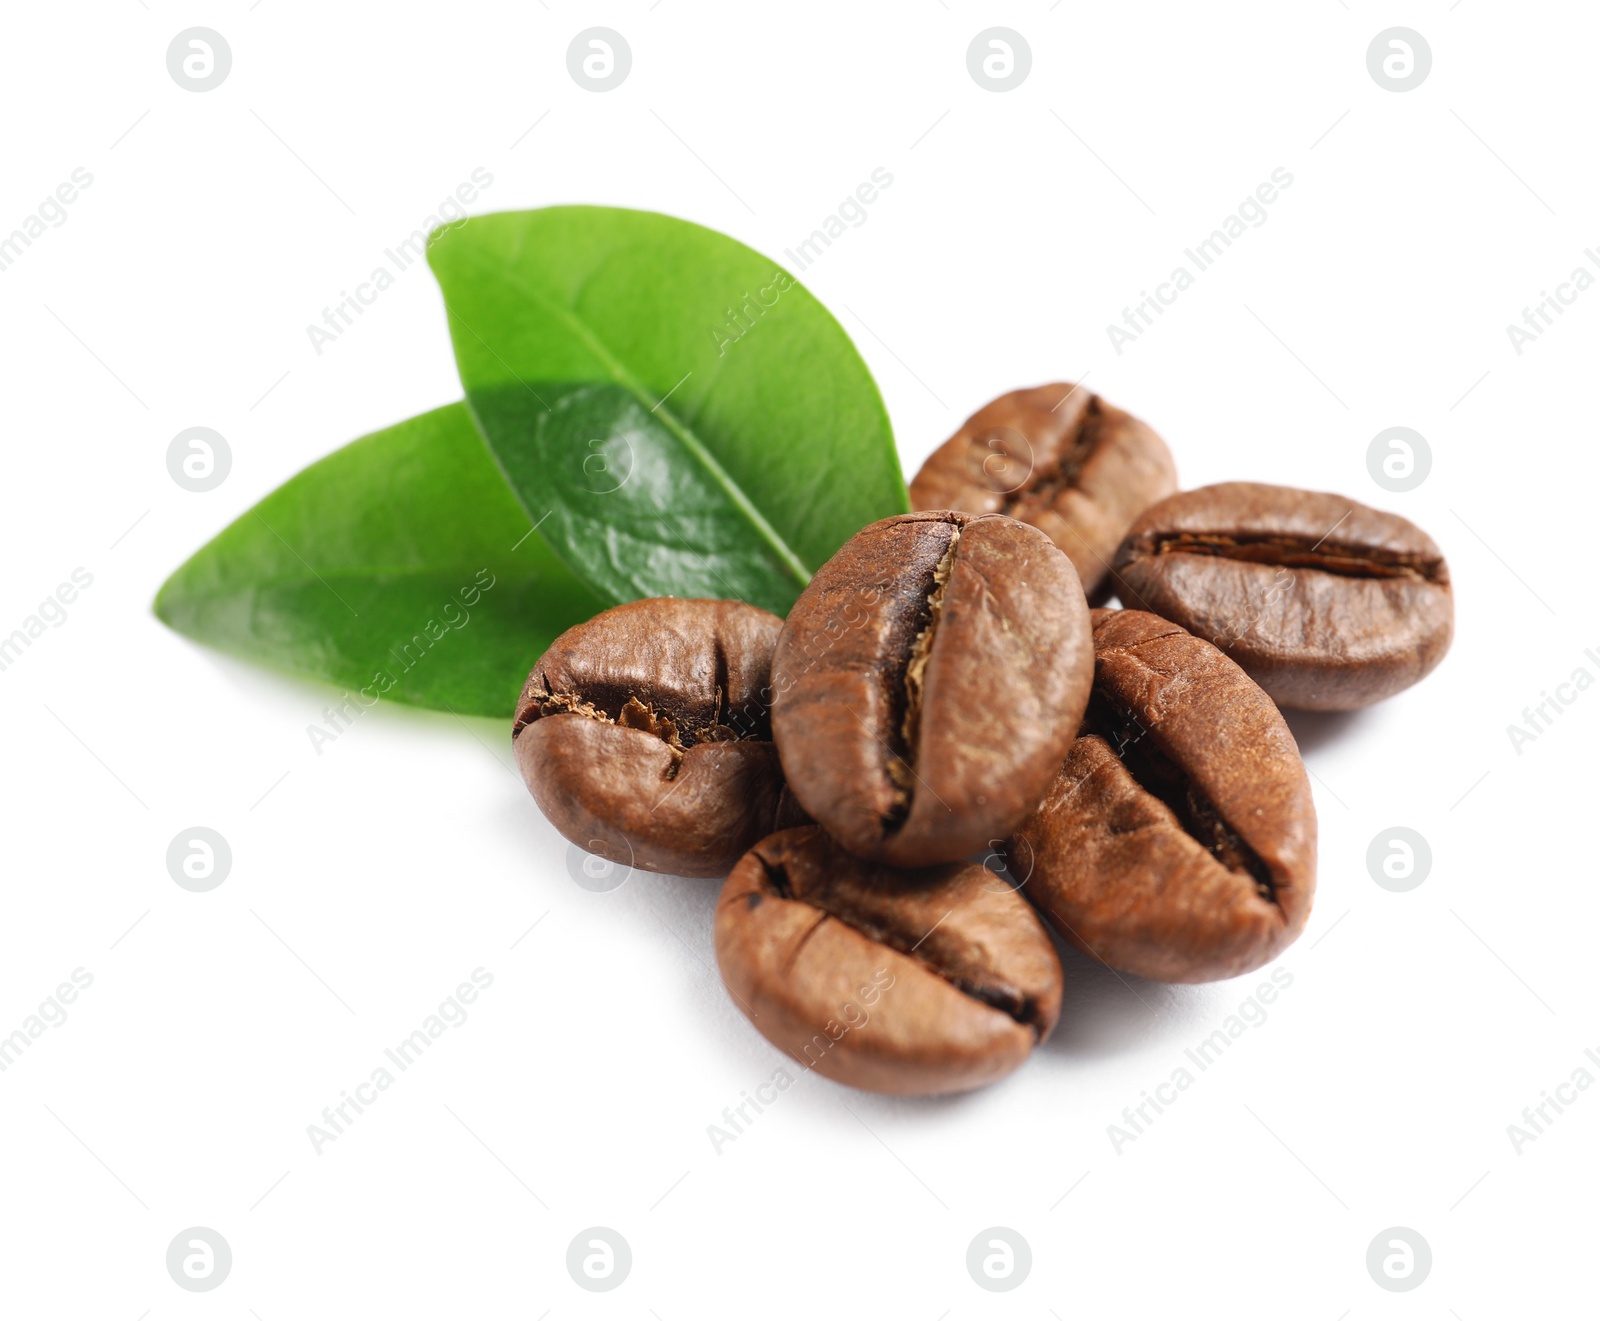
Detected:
left=2, top=2, right=1596, bottom=1316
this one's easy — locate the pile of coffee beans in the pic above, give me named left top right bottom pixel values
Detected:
left=513, top=382, right=1454, bottom=1096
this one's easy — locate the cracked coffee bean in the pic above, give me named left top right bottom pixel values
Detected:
left=1011, top=608, right=1317, bottom=983
left=513, top=597, right=806, bottom=878
left=1112, top=482, right=1453, bottom=709
left=715, top=826, right=1062, bottom=1095
left=909, top=384, right=1177, bottom=602
left=771, top=510, right=1093, bottom=867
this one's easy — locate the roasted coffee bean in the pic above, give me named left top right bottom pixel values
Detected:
left=1011, top=609, right=1316, bottom=983
left=909, top=384, right=1177, bottom=602
left=715, top=826, right=1062, bottom=1095
left=513, top=598, right=806, bottom=879
left=1111, top=482, right=1453, bottom=710
left=771, top=511, right=1093, bottom=867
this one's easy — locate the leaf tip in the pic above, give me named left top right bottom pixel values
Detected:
left=151, top=578, right=177, bottom=626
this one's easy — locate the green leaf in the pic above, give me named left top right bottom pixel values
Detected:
left=427, top=206, right=909, bottom=616
left=154, top=403, right=607, bottom=717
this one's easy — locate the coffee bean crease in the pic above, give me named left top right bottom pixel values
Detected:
left=1083, top=684, right=1277, bottom=907
left=773, top=511, right=1093, bottom=866
left=745, top=846, right=1045, bottom=1036
left=1131, top=531, right=1447, bottom=583
left=1112, top=483, right=1454, bottom=710
left=513, top=597, right=804, bottom=878
left=1013, top=609, right=1317, bottom=983
left=909, top=385, right=1177, bottom=600
left=715, top=828, right=1064, bottom=1094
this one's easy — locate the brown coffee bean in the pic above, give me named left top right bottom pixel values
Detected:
left=1011, top=608, right=1317, bottom=983
left=513, top=598, right=806, bottom=879
left=1111, top=482, right=1453, bottom=710
left=909, top=384, right=1177, bottom=602
left=771, top=511, right=1093, bottom=867
left=715, top=826, right=1062, bottom=1095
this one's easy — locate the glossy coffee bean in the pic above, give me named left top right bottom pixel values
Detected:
left=1011, top=609, right=1317, bottom=983
left=909, top=384, right=1177, bottom=602
left=715, top=827, right=1062, bottom=1095
left=1111, top=482, right=1453, bottom=710
left=513, top=598, right=806, bottom=878
left=771, top=511, right=1093, bottom=867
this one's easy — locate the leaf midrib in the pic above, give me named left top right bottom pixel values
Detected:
left=449, top=241, right=814, bottom=587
